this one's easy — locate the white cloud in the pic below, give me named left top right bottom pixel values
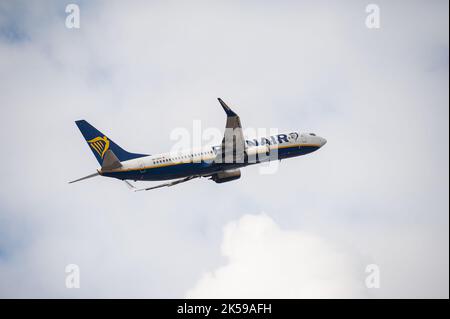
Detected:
left=187, top=214, right=368, bottom=298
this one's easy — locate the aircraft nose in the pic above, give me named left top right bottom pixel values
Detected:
left=320, top=137, right=327, bottom=147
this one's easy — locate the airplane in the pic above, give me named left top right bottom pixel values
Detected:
left=69, top=98, right=327, bottom=191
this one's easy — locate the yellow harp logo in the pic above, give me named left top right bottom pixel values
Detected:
left=87, top=136, right=110, bottom=159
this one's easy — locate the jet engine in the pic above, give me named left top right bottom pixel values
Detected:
left=211, top=169, right=241, bottom=183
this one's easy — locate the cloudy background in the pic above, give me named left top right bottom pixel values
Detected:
left=0, top=0, right=448, bottom=298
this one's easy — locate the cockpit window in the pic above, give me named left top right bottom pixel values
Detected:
left=309, top=133, right=316, bottom=136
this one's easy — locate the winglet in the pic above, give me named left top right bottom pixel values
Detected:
left=218, top=98, right=237, bottom=117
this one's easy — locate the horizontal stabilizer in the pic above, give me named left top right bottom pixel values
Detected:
left=68, top=172, right=100, bottom=184
left=102, top=149, right=122, bottom=171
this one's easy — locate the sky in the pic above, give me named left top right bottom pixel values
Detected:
left=0, top=0, right=448, bottom=298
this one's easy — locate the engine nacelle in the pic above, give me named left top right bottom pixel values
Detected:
left=211, top=169, right=241, bottom=183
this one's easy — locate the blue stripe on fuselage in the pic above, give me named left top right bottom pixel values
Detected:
left=102, top=145, right=320, bottom=181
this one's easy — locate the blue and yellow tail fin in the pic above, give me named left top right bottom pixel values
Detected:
left=75, top=120, right=148, bottom=165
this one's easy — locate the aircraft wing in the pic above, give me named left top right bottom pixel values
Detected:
left=125, top=175, right=201, bottom=192
left=217, top=98, right=246, bottom=163
left=124, top=168, right=241, bottom=192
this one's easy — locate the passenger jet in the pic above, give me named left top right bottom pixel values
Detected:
left=70, top=98, right=327, bottom=191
